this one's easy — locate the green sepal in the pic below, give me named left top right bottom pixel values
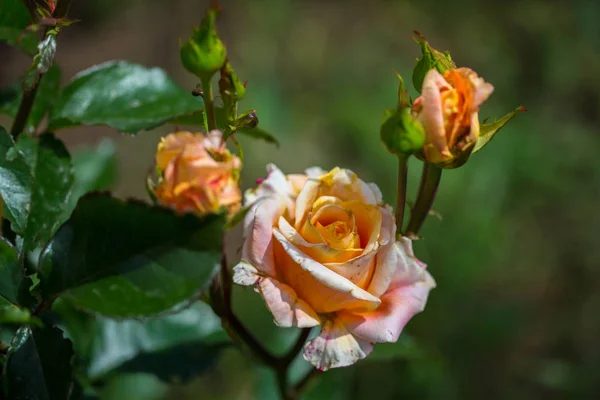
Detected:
left=412, top=31, right=455, bottom=93
left=473, top=106, right=526, bottom=153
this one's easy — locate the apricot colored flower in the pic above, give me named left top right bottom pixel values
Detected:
left=413, top=67, right=494, bottom=165
left=155, top=130, right=241, bottom=215
left=233, top=165, right=435, bottom=370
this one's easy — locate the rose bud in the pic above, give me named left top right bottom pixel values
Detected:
left=233, top=165, right=435, bottom=370
left=154, top=130, right=241, bottom=216
left=412, top=67, right=494, bottom=168
left=180, top=7, right=227, bottom=79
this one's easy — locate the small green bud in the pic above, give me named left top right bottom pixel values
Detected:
left=412, top=31, right=455, bottom=93
left=381, top=107, right=425, bottom=155
left=180, top=8, right=227, bottom=79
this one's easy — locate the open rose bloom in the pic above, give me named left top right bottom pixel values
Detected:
left=413, top=67, right=494, bottom=165
left=233, top=165, right=435, bottom=370
left=155, top=130, right=241, bottom=215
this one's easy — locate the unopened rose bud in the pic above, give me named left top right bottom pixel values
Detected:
left=154, top=131, right=241, bottom=215
left=180, top=8, right=227, bottom=79
left=381, top=71, right=425, bottom=155
left=381, top=108, right=425, bottom=156
left=412, top=68, right=494, bottom=168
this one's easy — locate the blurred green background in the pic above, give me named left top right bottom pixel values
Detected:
left=3, top=0, right=600, bottom=398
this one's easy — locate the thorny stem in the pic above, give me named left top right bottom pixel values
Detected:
left=405, top=163, right=442, bottom=236
left=201, top=77, right=217, bottom=131
left=395, top=154, right=409, bottom=235
left=213, top=242, right=315, bottom=399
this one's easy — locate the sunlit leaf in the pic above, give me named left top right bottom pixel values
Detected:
left=49, top=61, right=204, bottom=134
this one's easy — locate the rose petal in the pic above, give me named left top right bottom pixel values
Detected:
left=295, top=168, right=381, bottom=228
left=419, top=69, right=452, bottom=158
left=341, top=238, right=436, bottom=343
left=303, top=318, right=373, bottom=371
left=368, top=182, right=384, bottom=205
left=365, top=208, right=397, bottom=297
left=244, top=164, right=293, bottom=207
left=456, top=67, right=494, bottom=108
left=305, top=166, right=326, bottom=178
left=294, top=178, right=320, bottom=229
left=273, top=229, right=381, bottom=313
left=257, top=277, right=320, bottom=328
left=240, top=197, right=287, bottom=279
left=279, top=217, right=359, bottom=264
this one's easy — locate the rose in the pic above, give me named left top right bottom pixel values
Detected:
left=154, top=130, right=241, bottom=215
left=413, top=67, right=494, bottom=165
left=233, top=165, right=435, bottom=370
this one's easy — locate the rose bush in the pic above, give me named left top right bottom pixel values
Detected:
left=413, top=67, right=494, bottom=165
left=233, top=165, right=436, bottom=370
left=154, top=130, right=242, bottom=215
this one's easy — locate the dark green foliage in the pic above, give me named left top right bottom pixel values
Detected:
left=38, top=194, right=224, bottom=317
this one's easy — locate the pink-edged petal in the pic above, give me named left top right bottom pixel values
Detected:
left=273, top=229, right=381, bottom=312
left=256, top=277, right=320, bottom=328
left=419, top=69, right=452, bottom=157
left=303, top=318, right=373, bottom=371
left=244, top=164, right=295, bottom=207
left=367, top=182, right=384, bottom=205
left=305, top=166, right=326, bottom=178
left=341, top=238, right=436, bottom=343
left=240, top=197, right=286, bottom=279
left=323, top=168, right=380, bottom=206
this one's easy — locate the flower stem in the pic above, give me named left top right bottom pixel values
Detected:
left=405, top=163, right=442, bottom=236
left=10, top=84, right=40, bottom=140
left=201, top=77, right=217, bottom=131
left=395, top=154, right=409, bottom=235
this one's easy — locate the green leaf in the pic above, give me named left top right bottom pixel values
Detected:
left=0, top=238, right=32, bottom=324
left=66, top=139, right=117, bottom=217
left=0, top=127, right=32, bottom=235
left=15, top=133, right=74, bottom=256
left=3, top=325, right=75, bottom=400
left=0, top=239, right=24, bottom=305
left=366, top=334, right=423, bottom=362
left=38, top=193, right=224, bottom=317
left=236, top=127, right=279, bottom=147
left=54, top=300, right=229, bottom=382
left=473, top=106, right=526, bottom=153
left=49, top=61, right=205, bottom=134
left=0, top=0, right=38, bottom=54
left=0, top=65, right=61, bottom=134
